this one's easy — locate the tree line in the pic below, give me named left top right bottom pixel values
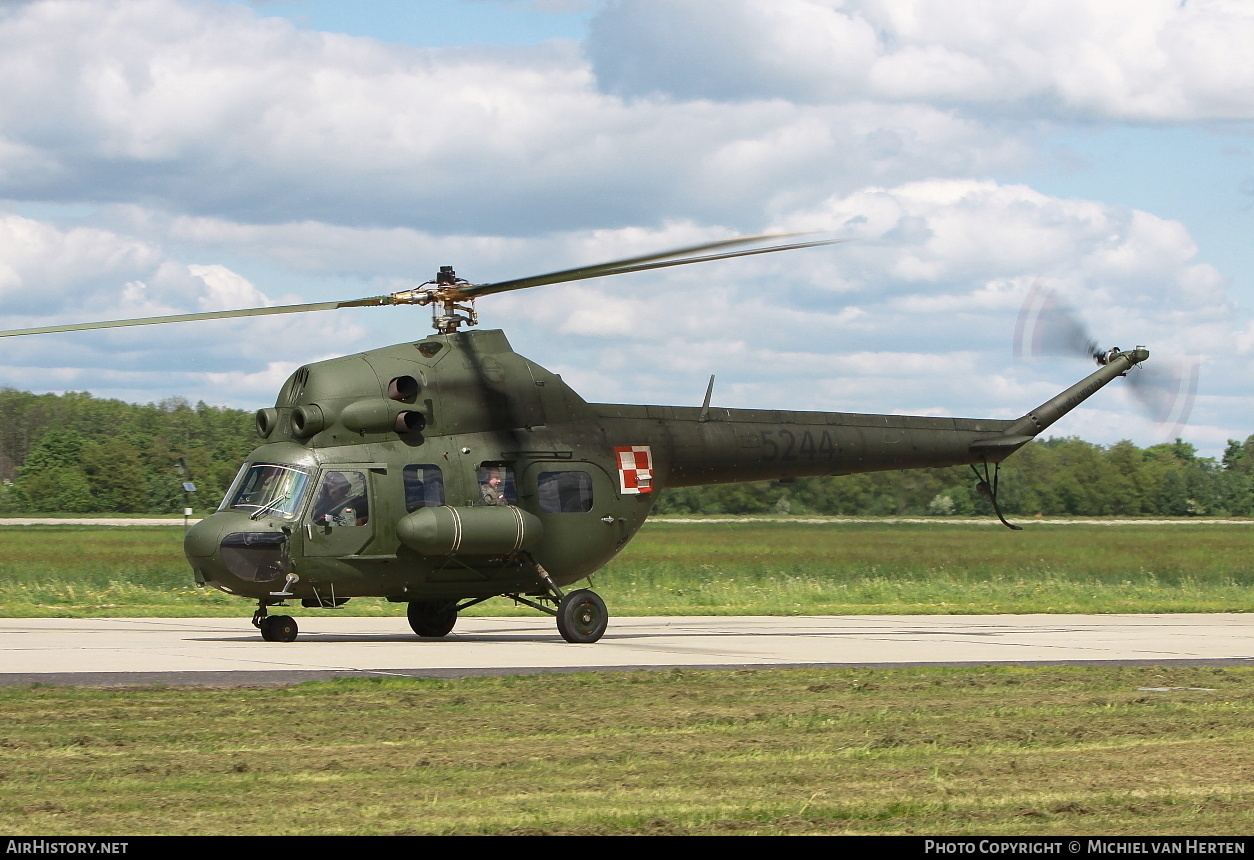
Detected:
left=0, top=389, right=258, bottom=514
left=0, top=389, right=1250, bottom=517
left=655, top=436, right=1254, bottom=518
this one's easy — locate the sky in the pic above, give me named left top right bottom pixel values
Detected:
left=0, top=0, right=1252, bottom=457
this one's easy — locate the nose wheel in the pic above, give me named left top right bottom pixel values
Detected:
left=261, top=615, right=299, bottom=642
left=252, top=605, right=299, bottom=642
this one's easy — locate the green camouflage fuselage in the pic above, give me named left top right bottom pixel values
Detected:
left=184, top=329, right=1143, bottom=605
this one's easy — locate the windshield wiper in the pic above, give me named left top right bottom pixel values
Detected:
left=250, top=492, right=290, bottom=521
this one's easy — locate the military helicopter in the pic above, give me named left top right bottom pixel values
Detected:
left=0, top=234, right=1153, bottom=643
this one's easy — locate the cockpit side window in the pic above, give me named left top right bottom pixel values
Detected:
left=309, top=470, right=370, bottom=527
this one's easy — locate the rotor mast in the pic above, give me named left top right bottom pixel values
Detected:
left=383, top=265, right=477, bottom=334
left=428, top=266, right=477, bottom=334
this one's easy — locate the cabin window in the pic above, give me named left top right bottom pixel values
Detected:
left=309, top=470, right=369, bottom=527
left=477, top=464, right=517, bottom=506
left=537, top=471, right=594, bottom=513
left=403, top=464, right=445, bottom=511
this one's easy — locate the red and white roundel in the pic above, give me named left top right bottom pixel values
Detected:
left=614, top=445, right=653, bottom=494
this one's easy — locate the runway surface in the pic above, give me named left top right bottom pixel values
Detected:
left=1, top=613, right=1252, bottom=686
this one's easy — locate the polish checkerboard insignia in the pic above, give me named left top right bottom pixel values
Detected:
left=614, top=445, right=653, bottom=494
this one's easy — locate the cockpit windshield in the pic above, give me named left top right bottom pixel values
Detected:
left=220, top=464, right=311, bottom=520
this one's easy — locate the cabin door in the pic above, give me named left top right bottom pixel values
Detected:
left=519, top=460, right=622, bottom=580
left=302, top=466, right=376, bottom=558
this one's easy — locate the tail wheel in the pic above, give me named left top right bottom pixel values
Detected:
left=260, top=615, right=298, bottom=642
left=556, top=589, right=608, bottom=643
left=407, top=600, right=458, bottom=638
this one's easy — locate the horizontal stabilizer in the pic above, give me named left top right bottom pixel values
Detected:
left=969, top=435, right=1035, bottom=453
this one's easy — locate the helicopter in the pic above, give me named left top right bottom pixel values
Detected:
left=0, top=234, right=1153, bottom=643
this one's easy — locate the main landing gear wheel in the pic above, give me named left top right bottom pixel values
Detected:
left=260, top=615, right=298, bottom=642
left=407, top=600, right=458, bottom=638
left=556, top=589, right=608, bottom=644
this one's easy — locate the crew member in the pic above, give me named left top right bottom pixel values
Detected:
left=479, top=468, right=509, bottom=506
left=312, top=471, right=369, bottom=525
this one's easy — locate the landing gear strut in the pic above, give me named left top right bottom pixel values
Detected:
left=252, top=602, right=299, bottom=642
left=483, top=559, right=611, bottom=643
left=535, top=560, right=609, bottom=643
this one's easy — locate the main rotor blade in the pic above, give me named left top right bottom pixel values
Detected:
left=459, top=232, right=840, bottom=299
left=0, top=295, right=392, bottom=339
left=0, top=232, right=843, bottom=338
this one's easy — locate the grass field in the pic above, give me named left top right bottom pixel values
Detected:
left=2, top=522, right=1251, bottom=836
left=1, top=665, right=1251, bottom=835
left=0, top=520, right=1250, bottom=617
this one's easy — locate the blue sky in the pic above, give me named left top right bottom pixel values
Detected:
left=1018, top=124, right=1254, bottom=292
left=247, top=0, right=598, bottom=46
left=0, top=0, right=1252, bottom=456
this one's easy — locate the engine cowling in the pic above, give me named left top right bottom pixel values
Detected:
left=340, top=398, right=426, bottom=434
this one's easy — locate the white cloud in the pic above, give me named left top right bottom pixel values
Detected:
left=187, top=264, right=272, bottom=312
left=477, top=177, right=1248, bottom=451
left=0, top=209, right=368, bottom=400
left=205, top=359, right=317, bottom=402
left=589, top=0, right=1254, bottom=121
left=0, top=0, right=1033, bottom=233
left=0, top=0, right=1248, bottom=456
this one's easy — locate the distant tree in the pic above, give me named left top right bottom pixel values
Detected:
left=19, top=468, right=97, bottom=513
left=651, top=434, right=1249, bottom=519
left=0, top=389, right=1245, bottom=518
left=81, top=438, right=148, bottom=513
left=0, top=391, right=257, bottom=514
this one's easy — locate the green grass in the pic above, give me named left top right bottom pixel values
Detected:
left=1, top=665, right=1252, bottom=835
left=0, top=521, right=1250, bottom=617
left=2, top=525, right=1251, bottom=835
left=599, top=521, right=1254, bottom=615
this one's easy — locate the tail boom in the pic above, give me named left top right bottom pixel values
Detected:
left=593, top=347, right=1148, bottom=488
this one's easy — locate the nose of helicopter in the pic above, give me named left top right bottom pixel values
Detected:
left=184, top=512, right=291, bottom=593
left=184, top=514, right=227, bottom=560
left=185, top=514, right=231, bottom=589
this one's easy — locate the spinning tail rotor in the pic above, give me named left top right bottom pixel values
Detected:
left=1013, top=281, right=1100, bottom=362
left=1013, top=281, right=1198, bottom=439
